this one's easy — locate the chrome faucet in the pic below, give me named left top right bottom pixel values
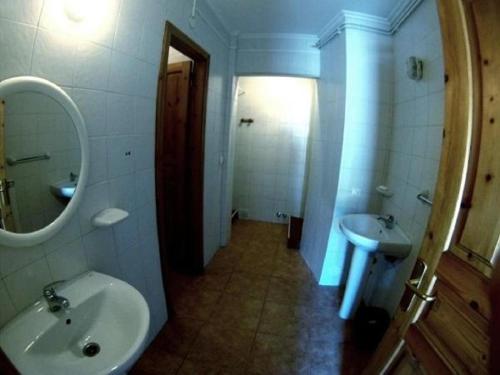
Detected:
left=377, top=214, right=395, bottom=229
left=43, top=281, right=70, bottom=312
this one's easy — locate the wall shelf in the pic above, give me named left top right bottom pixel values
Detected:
left=92, top=208, right=129, bottom=228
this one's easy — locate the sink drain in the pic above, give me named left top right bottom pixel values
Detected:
left=82, top=342, right=100, bottom=357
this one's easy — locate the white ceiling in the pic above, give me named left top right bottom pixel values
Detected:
left=206, top=0, right=401, bottom=34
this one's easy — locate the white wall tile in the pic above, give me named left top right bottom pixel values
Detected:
left=134, top=97, right=156, bottom=135
left=0, top=20, right=36, bottom=81
left=113, top=0, right=146, bottom=57
left=139, top=29, right=163, bottom=65
left=373, top=0, right=444, bottom=315
left=4, top=258, right=52, bottom=311
left=427, top=91, right=444, bottom=125
left=82, top=228, right=122, bottom=278
left=137, top=202, right=157, bottom=242
left=87, top=137, right=108, bottom=185
left=0, top=0, right=43, bottom=25
left=134, top=134, right=154, bottom=171
left=0, top=244, right=44, bottom=278
left=107, top=135, right=135, bottom=178
left=108, top=51, right=141, bottom=95
left=72, top=89, right=107, bottom=137
left=113, top=213, right=140, bottom=253
left=31, top=29, right=76, bottom=86
left=135, top=168, right=155, bottom=207
left=117, top=242, right=148, bottom=297
left=78, top=181, right=110, bottom=234
left=426, top=126, right=443, bottom=161
left=135, top=61, right=159, bottom=98
left=42, top=215, right=81, bottom=254
left=0, top=281, right=16, bottom=327
left=46, top=238, right=88, bottom=280
left=106, top=93, right=135, bottom=135
left=73, top=41, right=111, bottom=90
left=108, top=173, right=137, bottom=213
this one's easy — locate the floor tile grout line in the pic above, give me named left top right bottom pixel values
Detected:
left=166, top=223, right=292, bottom=373
left=232, top=225, right=277, bottom=374
left=175, top=257, right=238, bottom=373
left=245, top=234, right=281, bottom=374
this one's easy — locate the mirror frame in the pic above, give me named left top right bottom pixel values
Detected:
left=0, top=76, right=89, bottom=247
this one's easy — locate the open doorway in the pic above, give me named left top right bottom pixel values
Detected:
left=231, top=76, right=315, bottom=240
left=155, top=22, right=210, bottom=311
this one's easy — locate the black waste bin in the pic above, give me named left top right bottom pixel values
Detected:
left=352, top=305, right=390, bottom=350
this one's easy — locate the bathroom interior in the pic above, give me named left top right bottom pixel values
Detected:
left=1, top=0, right=492, bottom=374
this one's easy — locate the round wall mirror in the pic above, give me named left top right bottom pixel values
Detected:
left=0, top=76, right=89, bottom=247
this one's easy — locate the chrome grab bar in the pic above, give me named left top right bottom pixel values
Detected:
left=6, top=153, right=50, bottom=166
left=417, top=190, right=433, bottom=206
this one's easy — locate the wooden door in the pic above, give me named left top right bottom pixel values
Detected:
left=364, top=0, right=499, bottom=373
left=157, top=61, right=193, bottom=272
left=0, top=100, right=16, bottom=232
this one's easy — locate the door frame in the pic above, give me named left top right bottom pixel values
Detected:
left=363, top=0, right=496, bottom=372
left=155, top=22, right=210, bottom=304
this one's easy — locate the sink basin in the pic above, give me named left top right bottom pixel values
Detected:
left=340, top=214, right=411, bottom=257
left=0, top=271, right=150, bottom=375
left=50, top=180, right=77, bottom=200
left=338, top=214, right=412, bottom=319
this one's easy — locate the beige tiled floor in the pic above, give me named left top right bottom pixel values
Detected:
left=131, top=220, right=372, bottom=375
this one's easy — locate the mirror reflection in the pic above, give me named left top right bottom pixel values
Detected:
left=0, top=92, right=81, bottom=233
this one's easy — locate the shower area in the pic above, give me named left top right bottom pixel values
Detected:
left=231, top=76, right=316, bottom=227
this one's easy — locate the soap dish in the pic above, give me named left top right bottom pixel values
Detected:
left=376, top=185, right=394, bottom=198
left=92, top=208, right=129, bottom=227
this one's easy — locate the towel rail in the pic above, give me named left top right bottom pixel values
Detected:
left=417, top=191, right=433, bottom=206
left=6, top=153, right=50, bottom=166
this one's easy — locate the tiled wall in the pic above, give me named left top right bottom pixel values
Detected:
left=5, top=92, right=80, bottom=232
left=219, top=45, right=238, bottom=247
left=324, top=30, right=393, bottom=286
left=370, top=0, right=444, bottom=315
left=235, top=34, right=320, bottom=78
left=301, top=29, right=393, bottom=286
left=301, top=33, right=346, bottom=282
left=232, top=76, right=314, bottom=223
left=0, top=0, right=231, bottom=340
left=301, top=0, right=443, bottom=298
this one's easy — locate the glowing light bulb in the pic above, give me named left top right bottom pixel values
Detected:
left=64, top=0, right=95, bottom=22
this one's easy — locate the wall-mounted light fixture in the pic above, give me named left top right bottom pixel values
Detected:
left=63, top=0, right=97, bottom=22
left=406, top=56, right=424, bottom=81
left=41, top=0, right=114, bottom=40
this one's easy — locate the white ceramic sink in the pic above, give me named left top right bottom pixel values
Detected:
left=50, top=179, right=77, bottom=199
left=0, top=272, right=150, bottom=375
left=338, top=214, right=412, bottom=320
left=340, top=214, right=411, bottom=257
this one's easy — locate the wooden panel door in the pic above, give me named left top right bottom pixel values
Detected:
left=365, top=0, right=499, bottom=373
left=0, top=99, right=16, bottom=231
left=400, top=1, right=499, bottom=373
left=157, top=61, right=192, bottom=271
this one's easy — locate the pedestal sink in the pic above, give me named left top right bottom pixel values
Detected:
left=339, top=214, right=411, bottom=320
left=0, top=271, right=150, bottom=375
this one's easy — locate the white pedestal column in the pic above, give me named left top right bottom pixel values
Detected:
left=339, top=246, right=372, bottom=320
